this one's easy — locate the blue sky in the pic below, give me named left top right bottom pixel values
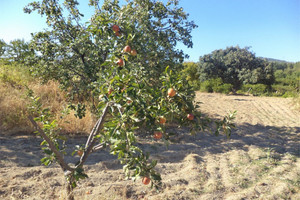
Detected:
left=0, top=0, right=299, bottom=62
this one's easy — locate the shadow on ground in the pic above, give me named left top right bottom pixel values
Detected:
left=0, top=122, right=299, bottom=169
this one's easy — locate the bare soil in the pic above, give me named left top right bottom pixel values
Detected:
left=1, top=92, right=299, bottom=200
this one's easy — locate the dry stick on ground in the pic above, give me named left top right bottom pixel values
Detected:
left=28, top=102, right=110, bottom=200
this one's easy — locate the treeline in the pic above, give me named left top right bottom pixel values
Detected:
left=1, top=40, right=299, bottom=98
left=181, top=46, right=299, bottom=97
left=0, top=39, right=33, bottom=64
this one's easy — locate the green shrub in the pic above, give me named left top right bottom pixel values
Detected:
left=200, top=80, right=214, bottom=92
left=272, top=84, right=297, bottom=96
left=282, top=91, right=298, bottom=98
left=213, top=83, right=233, bottom=94
left=200, top=78, right=233, bottom=94
left=200, top=78, right=222, bottom=93
left=241, top=84, right=268, bottom=96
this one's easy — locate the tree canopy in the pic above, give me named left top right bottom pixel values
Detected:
left=24, top=0, right=197, bottom=101
left=0, top=39, right=6, bottom=57
left=197, top=46, right=275, bottom=90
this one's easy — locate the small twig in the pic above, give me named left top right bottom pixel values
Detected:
left=116, top=105, right=123, bottom=118
left=91, top=143, right=105, bottom=152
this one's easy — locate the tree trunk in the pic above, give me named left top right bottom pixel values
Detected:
left=66, top=176, right=75, bottom=200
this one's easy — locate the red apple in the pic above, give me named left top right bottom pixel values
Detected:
left=168, top=88, right=176, bottom=97
left=130, top=49, right=137, bottom=56
left=117, top=58, right=124, bottom=66
left=112, top=24, right=120, bottom=32
left=123, top=45, right=131, bottom=53
left=159, top=116, right=166, bottom=124
left=187, top=114, right=194, bottom=120
left=142, top=177, right=151, bottom=185
left=154, top=131, right=163, bottom=139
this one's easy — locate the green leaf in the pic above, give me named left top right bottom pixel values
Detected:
left=43, top=149, right=53, bottom=155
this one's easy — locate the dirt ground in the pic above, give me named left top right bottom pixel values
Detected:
left=0, top=92, right=299, bottom=200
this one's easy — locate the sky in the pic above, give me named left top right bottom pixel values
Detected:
left=0, top=0, right=299, bottom=62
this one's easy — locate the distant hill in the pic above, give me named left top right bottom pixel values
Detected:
left=259, top=57, right=290, bottom=63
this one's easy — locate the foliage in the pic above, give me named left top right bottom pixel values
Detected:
left=274, top=64, right=299, bottom=90
left=215, top=111, right=236, bottom=139
left=27, top=65, right=236, bottom=199
left=215, top=83, right=233, bottom=94
left=271, top=85, right=297, bottom=97
left=271, top=60, right=294, bottom=71
left=199, top=78, right=232, bottom=94
left=23, top=1, right=236, bottom=199
left=269, top=61, right=300, bottom=97
left=3, top=39, right=34, bottom=63
left=238, top=84, right=268, bottom=96
left=200, top=78, right=220, bottom=93
left=0, top=39, right=6, bottom=57
left=24, top=0, right=197, bottom=103
left=181, top=62, right=199, bottom=81
left=181, top=62, right=200, bottom=90
left=198, top=46, right=275, bottom=91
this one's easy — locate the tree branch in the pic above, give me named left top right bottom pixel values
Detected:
left=76, top=103, right=110, bottom=168
left=28, top=115, right=74, bottom=172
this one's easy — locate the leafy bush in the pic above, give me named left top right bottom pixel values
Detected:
left=181, top=62, right=199, bottom=90
left=200, top=78, right=221, bottom=93
left=199, top=78, right=232, bottom=94
left=241, top=84, right=268, bottom=96
left=282, top=91, right=298, bottom=98
left=293, top=94, right=300, bottom=111
left=200, top=80, right=214, bottom=93
left=271, top=84, right=297, bottom=97
left=214, top=83, right=233, bottom=94
left=0, top=63, right=34, bottom=87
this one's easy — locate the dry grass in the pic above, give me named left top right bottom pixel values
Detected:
left=293, top=94, right=300, bottom=111
left=0, top=63, right=95, bottom=135
left=0, top=82, right=30, bottom=133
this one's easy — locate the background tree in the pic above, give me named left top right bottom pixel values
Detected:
left=5, top=39, right=34, bottom=63
left=0, top=39, right=6, bottom=57
left=198, top=46, right=275, bottom=91
left=181, top=61, right=200, bottom=89
left=181, top=62, right=199, bottom=81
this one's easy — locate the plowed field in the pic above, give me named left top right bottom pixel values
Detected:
left=1, top=92, right=299, bottom=199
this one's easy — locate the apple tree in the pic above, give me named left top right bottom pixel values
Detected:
left=24, top=0, right=234, bottom=199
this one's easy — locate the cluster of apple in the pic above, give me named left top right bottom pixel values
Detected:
left=112, top=24, right=138, bottom=67
left=152, top=88, right=194, bottom=141
left=108, top=24, right=195, bottom=186
left=112, top=24, right=121, bottom=37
